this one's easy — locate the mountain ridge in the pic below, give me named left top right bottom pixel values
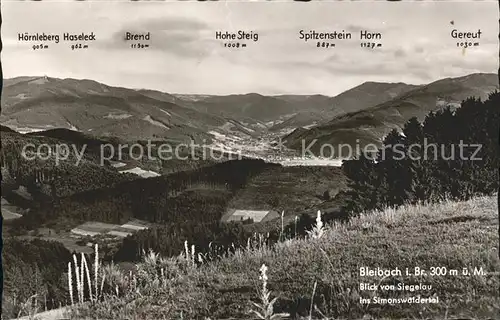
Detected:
left=283, top=72, right=498, bottom=157
left=3, top=73, right=497, bottom=154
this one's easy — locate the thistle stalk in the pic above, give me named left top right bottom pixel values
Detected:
left=280, top=211, right=285, bottom=241
left=80, top=253, right=85, bottom=302
left=72, top=255, right=81, bottom=304
left=83, top=254, right=93, bottom=302
left=68, top=262, right=74, bottom=306
left=184, top=240, right=189, bottom=261
left=94, top=244, right=99, bottom=302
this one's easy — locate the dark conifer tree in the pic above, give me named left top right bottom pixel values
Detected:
left=378, top=129, right=409, bottom=206
left=341, top=92, right=499, bottom=218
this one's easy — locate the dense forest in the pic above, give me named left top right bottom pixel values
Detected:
left=1, top=131, right=137, bottom=199
left=9, top=159, right=279, bottom=231
left=116, top=92, right=500, bottom=263
left=113, top=212, right=319, bottom=263
left=2, top=239, right=72, bottom=319
left=3, top=92, right=498, bottom=317
left=1, top=129, right=224, bottom=200
left=341, top=92, right=499, bottom=214
left=114, top=220, right=251, bottom=261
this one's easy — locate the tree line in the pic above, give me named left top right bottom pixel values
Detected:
left=99, top=93, right=500, bottom=264
left=10, top=159, right=278, bottom=232
left=2, top=238, right=72, bottom=319
left=341, top=92, right=499, bottom=214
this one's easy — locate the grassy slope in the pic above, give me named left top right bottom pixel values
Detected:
left=73, top=196, right=499, bottom=320
left=228, top=166, right=348, bottom=214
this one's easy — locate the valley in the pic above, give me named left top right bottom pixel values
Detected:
left=1, top=72, right=498, bottom=320
left=3, top=0, right=500, bottom=318
left=4, top=73, right=496, bottom=167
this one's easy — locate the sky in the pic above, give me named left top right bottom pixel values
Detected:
left=3, top=1, right=498, bottom=96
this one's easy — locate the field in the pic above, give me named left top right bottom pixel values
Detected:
left=2, top=209, right=22, bottom=220
left=8, top=219, right=151, bottom=258
left=17, top=229, right=95, bottom=255
left=1, top=197, right=23, bottom=220
left=65, top=195, right=499, bottom=320
left=71, top=220, right=149, bottom=238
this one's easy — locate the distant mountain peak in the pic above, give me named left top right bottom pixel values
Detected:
left=284, top=72, right=498, bottom=157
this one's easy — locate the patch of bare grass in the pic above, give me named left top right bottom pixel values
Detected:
left=70, top=196, right=499, bottom=319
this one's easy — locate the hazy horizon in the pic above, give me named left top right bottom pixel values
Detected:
left=4, top=71, right=497, bottom=97
left=3, top=1, right=498, bottom=96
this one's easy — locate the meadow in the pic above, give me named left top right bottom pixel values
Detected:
left=44, top=195, right=500, bottom=320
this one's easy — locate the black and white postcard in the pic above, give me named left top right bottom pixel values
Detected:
left=1, top=1, right=499, bottom=319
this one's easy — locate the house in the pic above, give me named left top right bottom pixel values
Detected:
left=221, top=209, right=280, bottom=223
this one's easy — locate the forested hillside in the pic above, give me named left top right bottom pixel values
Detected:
left=341, top=91, right=499, bottom=214
left=2, top=239, right=72, bottom=319
left=3, top=90, right=499, bottom=320
left=8, top=159, right=278, bottom=230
